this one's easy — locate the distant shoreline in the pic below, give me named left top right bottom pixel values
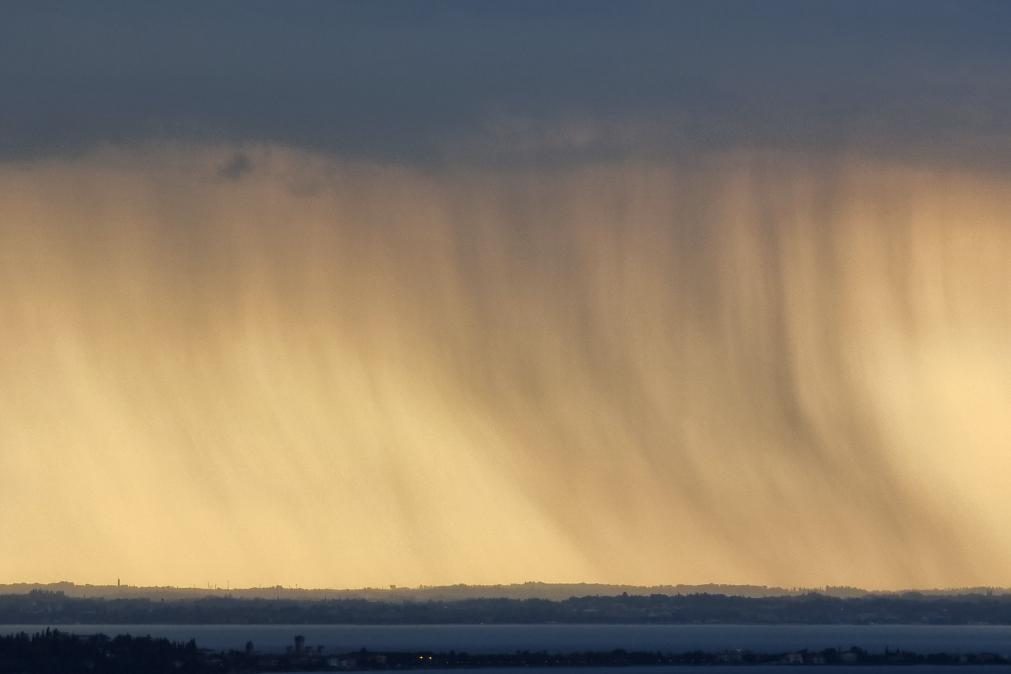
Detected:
left=4, top=582, right=1009, bottom=602
left=5, top=589, right=1011, bottom=625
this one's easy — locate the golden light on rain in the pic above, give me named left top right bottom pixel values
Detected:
left=0, top=145, right=1009, bottom=589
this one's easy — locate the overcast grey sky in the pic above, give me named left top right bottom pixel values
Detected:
left=3, top=1, right=1011, bottom=166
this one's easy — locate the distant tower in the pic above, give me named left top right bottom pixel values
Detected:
left=294, top=635, right=305, bottom=655
left=117, top=578, right=121, bottom=588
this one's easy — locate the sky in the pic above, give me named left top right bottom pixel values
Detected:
left=1, top=2, right=1010, bottom=589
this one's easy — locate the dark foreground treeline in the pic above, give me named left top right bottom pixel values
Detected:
left=2, top=629, right=1009, bottom=673
left=5, top=589, right=1011, bottom=624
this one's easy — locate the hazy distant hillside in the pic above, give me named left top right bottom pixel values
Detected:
left=1, top=581, right=1005, bottom=602
left=2, top=581, right=804, bottom=601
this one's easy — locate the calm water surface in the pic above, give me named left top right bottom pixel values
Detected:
left=283, top=668, right=1009, bottom=674
left=3, top=624, right=1011, bottom=656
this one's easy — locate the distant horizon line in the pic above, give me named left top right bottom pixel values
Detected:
left=5, top=580, right=1011, bottom=595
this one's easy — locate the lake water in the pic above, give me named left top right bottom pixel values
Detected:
left=282, top=669, right=1007, bottom=674
left=4, top=624, right=1011, bottom=656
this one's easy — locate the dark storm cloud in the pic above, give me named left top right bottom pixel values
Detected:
left=3, top=1, right=1011, bottom=165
